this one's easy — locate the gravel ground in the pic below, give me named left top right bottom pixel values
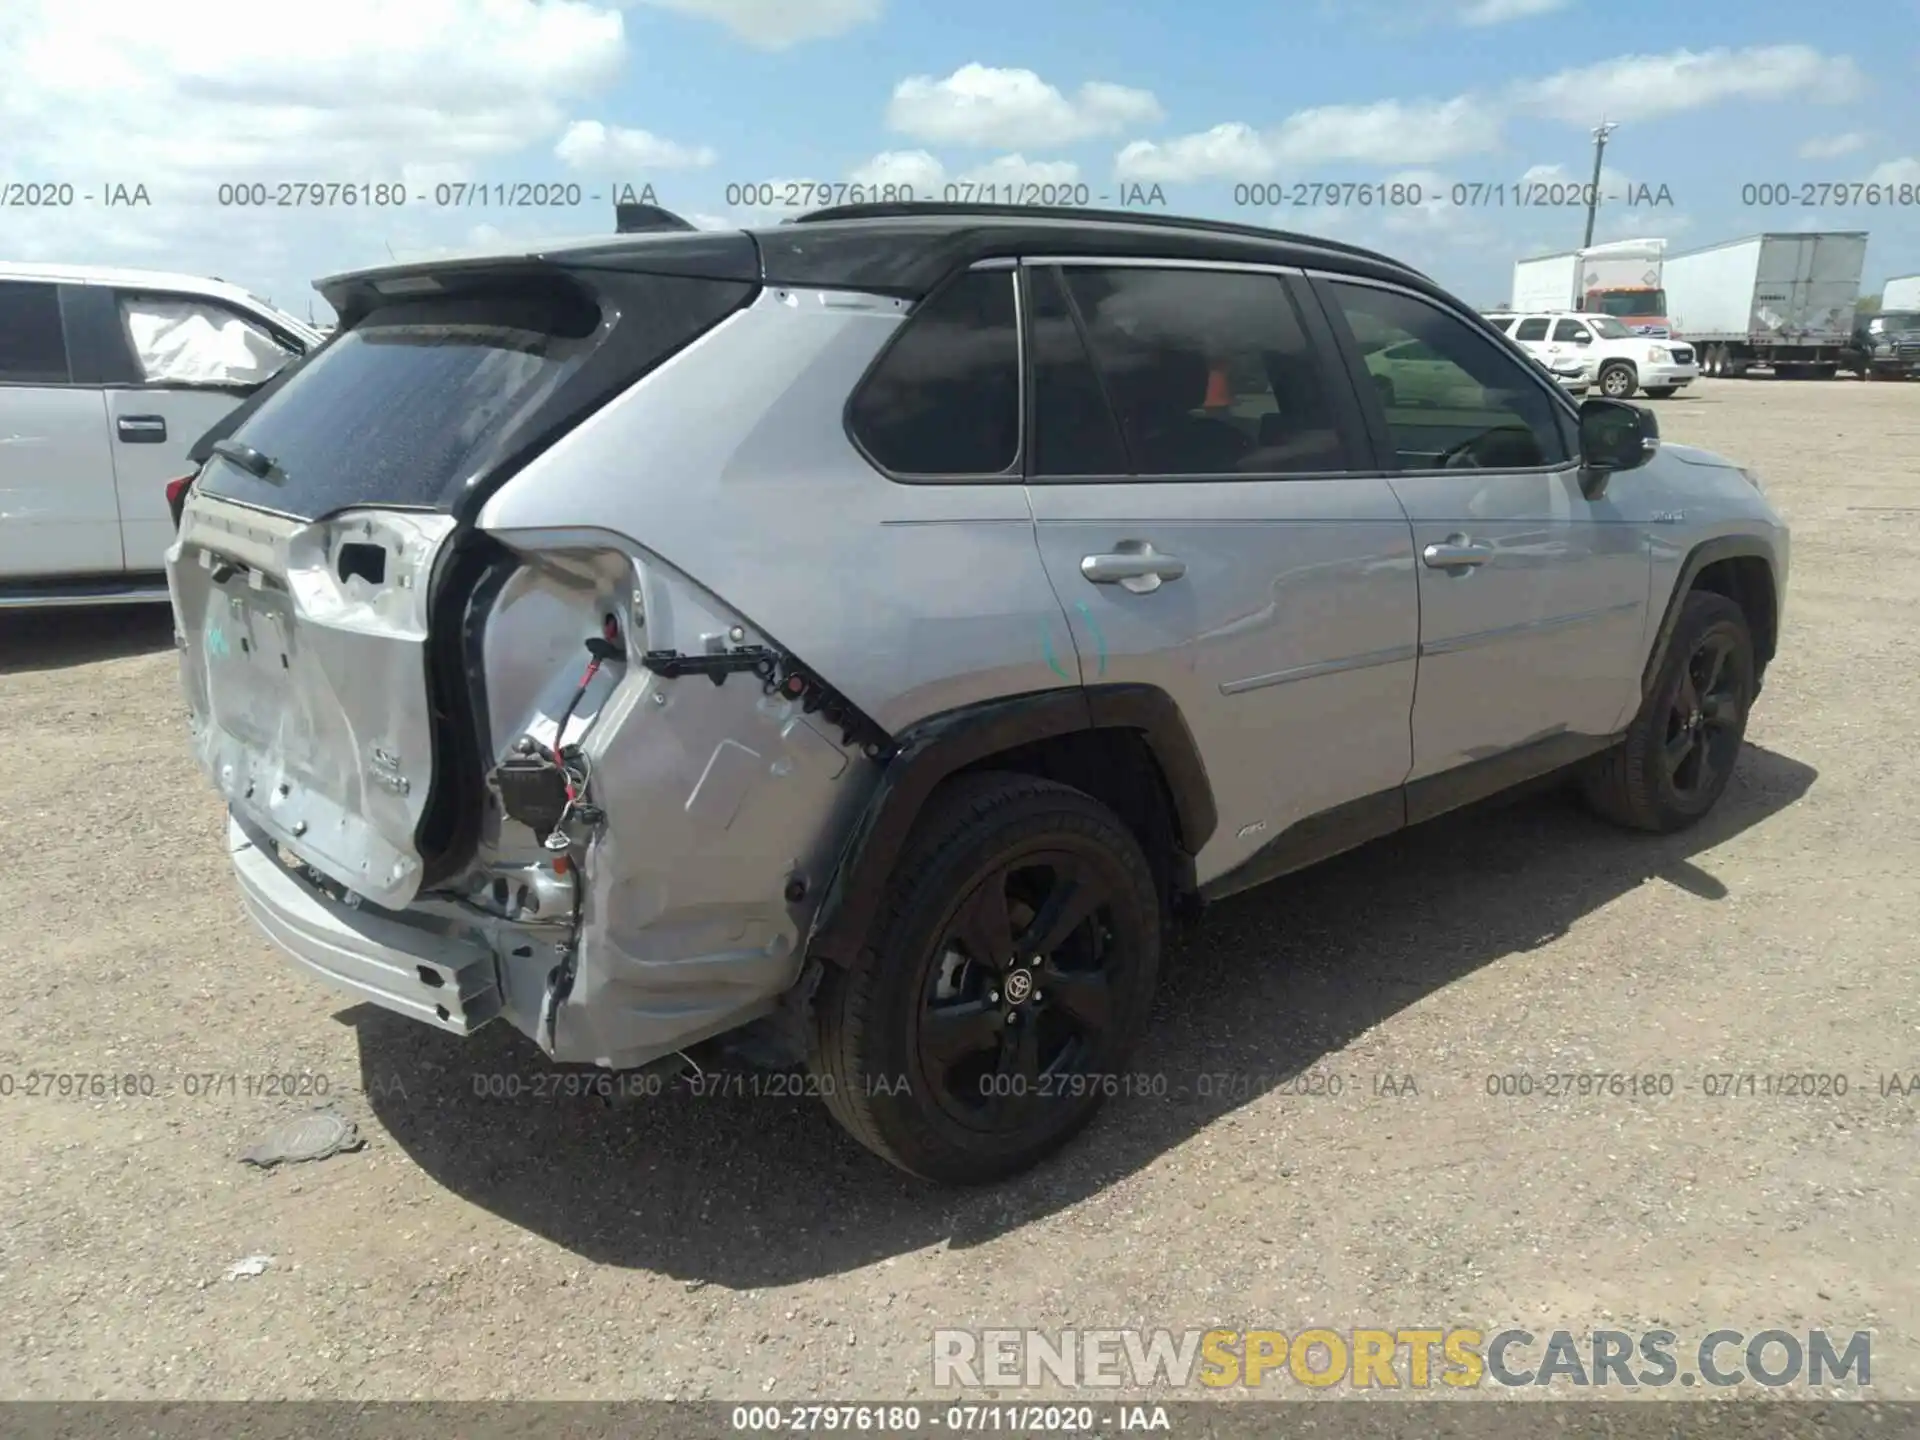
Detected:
left=2, top=378, right=1916, bottom=1403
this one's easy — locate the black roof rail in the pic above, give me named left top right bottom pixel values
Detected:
left=784, top=200, right=1407, bottom=269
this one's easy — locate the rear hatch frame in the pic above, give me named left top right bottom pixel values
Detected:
left=170, top=236, right=766, bottom=908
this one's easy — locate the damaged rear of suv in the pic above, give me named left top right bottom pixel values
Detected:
left=170, top=216, right=1136, bottom=1183
left=171, top=231, right=900, bottom=1069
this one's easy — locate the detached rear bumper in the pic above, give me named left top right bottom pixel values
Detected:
left=227, top=811, right=789, bottom=1070
left=228, top=815, right=503, bottom=1034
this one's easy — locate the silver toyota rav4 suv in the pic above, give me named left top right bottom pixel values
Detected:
left=168, top=204, right=1788, bottom=1183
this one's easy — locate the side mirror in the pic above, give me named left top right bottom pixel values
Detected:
left=1572, top=332, right=1593, bottom=344
left=1577, top=398, right=1657, bottom=497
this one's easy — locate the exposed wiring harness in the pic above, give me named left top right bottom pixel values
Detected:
left=540, top=619, right=622, bottom=851
left=536, top=618, right=622, bottom=1049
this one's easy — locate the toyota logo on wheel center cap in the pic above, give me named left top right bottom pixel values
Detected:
left=1004, top=969, right=1034, bottom=1003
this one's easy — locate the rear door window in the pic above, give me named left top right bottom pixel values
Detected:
left=195, top=272, right=751, bottom=519
left=847, top=269, right=1021, bottom=478
left=0, top=281, right=72, bottom=384
left=1513, top=318, right=1550, bottom=343
left=1056, top=265, right=1349, bottom=477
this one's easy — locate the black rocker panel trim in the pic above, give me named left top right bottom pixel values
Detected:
left=1198, top=729, right=1621, bottom=905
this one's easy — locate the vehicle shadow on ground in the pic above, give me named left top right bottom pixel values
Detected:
left=0, top=606, right=174, bottom=673
left=355, top=742, right=1815, bottom=1287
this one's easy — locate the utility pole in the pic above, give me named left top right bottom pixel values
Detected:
left=1581, top=120, right=1617, bottom=250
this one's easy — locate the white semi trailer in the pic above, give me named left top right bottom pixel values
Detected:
left=1666, top=232, right=1868, bottom=378
left=1880, top=274, right=1920, bottom=311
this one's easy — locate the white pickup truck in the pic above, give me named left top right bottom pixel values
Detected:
left=1485, top=308, right=1698, bottom=399
left=0, top=263, right=321, bottom=608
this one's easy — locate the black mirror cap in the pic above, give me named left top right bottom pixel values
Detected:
left=1578, top=397, right=1658, bottom=472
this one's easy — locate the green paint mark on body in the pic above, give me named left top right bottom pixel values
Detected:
left=1074, top=600, right=1108, bottom=677
left=1041, top=619, right=1070, bottom=679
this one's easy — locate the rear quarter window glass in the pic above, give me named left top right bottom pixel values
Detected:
left=197, top=274, right=750, bottom=519
left=847, top=269, right=1020, bottom=477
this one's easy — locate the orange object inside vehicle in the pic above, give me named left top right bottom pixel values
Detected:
left=1203, top=363, right=1232, bottom=409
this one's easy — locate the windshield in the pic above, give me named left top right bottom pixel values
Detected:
left=1586, top=316, right=1634, bottom=338
left=1871, top=312, right=1920, bottom=330
left=1591, top=290, right=1667, bottom=320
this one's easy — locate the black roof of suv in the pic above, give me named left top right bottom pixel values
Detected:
left=319, top=203, right=1446, bottom=319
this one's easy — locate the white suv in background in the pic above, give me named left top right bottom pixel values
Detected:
left=0, top=263, right=321, bottom=608
left=1487, top=310, right=1697, bottom=400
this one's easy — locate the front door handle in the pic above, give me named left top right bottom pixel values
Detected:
left=1422, top=535, right=1494, bottom=570
left=117, top=414, right=168, bottom=443
left=1081, top=540, right=1187, bottom=594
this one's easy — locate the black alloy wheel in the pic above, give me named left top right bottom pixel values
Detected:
left=808, top=773, right=1160, bottom=1183
left=918, top=849, right=1121, bottom=1131
left=1582, top=590, right=1755, bottom=833
left=1660, top=626, right=1748, bottom=805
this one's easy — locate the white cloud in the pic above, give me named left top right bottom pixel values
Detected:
left=0, top=0, right=631, bottom=298
left=1799, top=131, right=1869, bottom=159
left=1268, top=169, right=1498, bottom=271
left=1867, top=157, right=1920, bottom=186
left=554, top=120, right=717, bottom=169
left=1112, top=45, right=1866, bottom=190
left=633, top=0, right=881, bottom=48
left=840, top=151, right=1082, bottom=201
left=1512, top=46, right=1866, bottom=124
left=887, top=64, right=1162, bottom=148
left=1275, top=97, right=1503, bottom=165
left=1517, top=160, right=1634, bottom=195
left=848, top=149, right=946, bottom=192
left=1458, top=0, right=1566, bottom=23
left=1115, top=98, right=1502, bottom=182
left=1115, top=124, right=1276, bottom=183
left=960, top=154, right=1082, bottom=187
left=1377, top=169, right=1471, bottom=234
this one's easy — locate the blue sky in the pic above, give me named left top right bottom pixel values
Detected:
left=5, top=0, right=1917, bottom=318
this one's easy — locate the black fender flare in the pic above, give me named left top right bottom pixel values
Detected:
left=804, top=684, right=1216, bottom=967
left=1641, top=534, right=1781, bottom=698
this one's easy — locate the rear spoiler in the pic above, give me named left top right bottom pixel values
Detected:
left=615, top=203, right=696, bottom=234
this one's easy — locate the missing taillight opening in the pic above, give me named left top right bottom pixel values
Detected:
left=166, top=474, right=194, bottom=525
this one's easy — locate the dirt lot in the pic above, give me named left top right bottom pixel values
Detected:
left=3, top=378, right=1916, bottom=1404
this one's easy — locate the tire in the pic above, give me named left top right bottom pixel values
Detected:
left=1642, top=387, right=1677, bottom=399
left=1597, top=362, right=1638, bottom=398
left=1582, top=591, right=1755, bottom=834
left=807, top=771, right=1161, bottom=1183
left=1702, top=347, right=1722, bottom=378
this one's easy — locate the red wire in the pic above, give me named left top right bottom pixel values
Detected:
left=555, top=657, right=601, bottom=801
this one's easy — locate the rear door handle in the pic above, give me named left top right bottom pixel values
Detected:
left=1422, top=535, right=1494, bottom=570
left=117, top=415, right=168, bottom=443
left=1081, top=541, right=1187, bottom=594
